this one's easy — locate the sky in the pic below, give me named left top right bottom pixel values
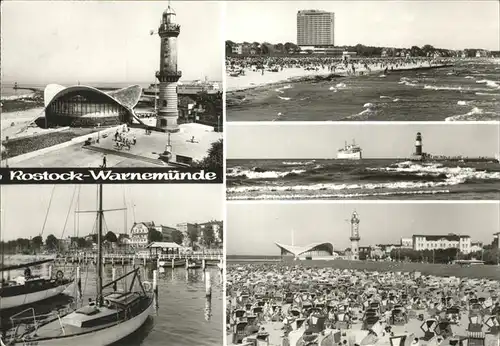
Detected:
left=226, top=123, right=500, bottom=159
left=1, top=1, right=223, bottom=85
left=0, top=184, right=223, bottom=241
left=226, top=1, right=500, bottom=51
left=227, top=202, right=500, bottom=255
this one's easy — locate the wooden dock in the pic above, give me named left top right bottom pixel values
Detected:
left=54, top=251, right=224, bottom=268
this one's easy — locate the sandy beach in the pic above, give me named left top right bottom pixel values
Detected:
left=0, top=107, right=50, bottom=141
left=227, top=264, right=500, bottom=346
left=227, top=61, right=447, bottom=92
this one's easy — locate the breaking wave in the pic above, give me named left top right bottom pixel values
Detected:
left=227, top=189, right=451, bottom=200
left=445, top=107, right=494, bottom=121
left=227, top=167, right=306, bottom=179
left=282, top=160, right=316, bottom=166
left=476, top=79, right=500, bottom=88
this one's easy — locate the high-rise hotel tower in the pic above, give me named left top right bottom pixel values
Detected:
left=297, top=10, right=335, bottom=47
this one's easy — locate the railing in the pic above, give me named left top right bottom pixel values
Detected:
left=55, top=251, right=223, bottom=263
left=159, top=23, right=180, bottom=33
left=155, top=70, right=183, bottom=79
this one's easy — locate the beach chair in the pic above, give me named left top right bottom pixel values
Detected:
left=233, top=321, right=249, bottom=344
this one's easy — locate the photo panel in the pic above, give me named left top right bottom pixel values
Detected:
left=225, top=1, right=500, bottom=122
left=0, top=184, right=224, bottom=344
left=1, top=1, right=223, bottom=177
left=226, top=123, right=500, bottom=200
left=226, top=201, right=500, bottom=345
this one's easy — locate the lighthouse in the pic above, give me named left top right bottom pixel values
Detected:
left=415, top=132, right=423, bottom=156
left=350, top=211, right=360, bottom=260
left=155, top=3, right=181, bottom=132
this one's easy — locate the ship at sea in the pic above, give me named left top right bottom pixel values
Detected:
left=337, top=140, right=362, bottom=160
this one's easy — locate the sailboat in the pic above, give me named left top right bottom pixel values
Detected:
left=1, top=183, right=155, bottom=346
left=0, top=258, right=72, bottom=310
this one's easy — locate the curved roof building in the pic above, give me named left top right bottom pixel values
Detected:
left=43, top=84, right=142, bottom=127
left=275, top=242, right=339, bottom=260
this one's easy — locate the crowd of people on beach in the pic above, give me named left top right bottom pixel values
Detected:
left=226, top=56, right=455, bottom=78
left=226, top=264, right=500, bottom=346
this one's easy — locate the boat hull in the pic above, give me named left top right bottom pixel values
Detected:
left=0, top=282, right=72, bottom=310
left=337, top=152, right=362, bottom=160
left=158, top=259, right=186, bottom=268
left=4, top=298, right=154, bottom=346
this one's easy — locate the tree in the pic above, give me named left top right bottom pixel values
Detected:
left=171, top=230, right=184, bottom=245
left=218, top=223, right=223, bottom=245
left=261, top=43, right=270, bottom=55
left=148, top=229, right=163, bottom=243
left=188, top=226, right=199, bottom=249
left=410, top=46, right=423, bottom=57
left=421, top=44, right=435, bottom=56
left=203, top=227, right=215, bottom=248
left=482, top=248, right=500, bottom=265
left=104, top=231, right=117, bottom=243
left=75, top=237, right=87, bottom=249
left=118, top=233, right=130, bottom=245
left=192, top=139, right=222, bottom=170
left=31, top=236, right=43, bottom=250
left=225, top=40, right=234, bottom=56
left=284, top=42, right=298, bottom=53
left=45, top=234, right=58, bottom=251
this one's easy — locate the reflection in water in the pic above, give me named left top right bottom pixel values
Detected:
left=205, top=296, right=212, bottom=321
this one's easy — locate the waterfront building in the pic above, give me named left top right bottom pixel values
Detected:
left=412, top=234, right=472, bottom=254
left=130, top=222, right=155, bottom=248
left=296, top=10, right=335, bottom=47
left=176, top=222, right=199, bottom=247
left=275, top=242, right=339, bottom=260
left=470, top=242, right=484, bottom=253
left=400, top=238, right=413, bottom=248
left=43, top=84, right=142, bottom=127
left=155, top=225, right=181, bottom=243
left=198, top=221, right=223, bottom=246
left=231, top=44, right=243, bottom=55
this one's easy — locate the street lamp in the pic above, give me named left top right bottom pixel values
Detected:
left=163, top=132, right=172, bottom=162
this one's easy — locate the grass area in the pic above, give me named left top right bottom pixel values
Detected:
left=2, top=128, right=99, bottom=158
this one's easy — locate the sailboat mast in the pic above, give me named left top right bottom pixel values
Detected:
left=97, top=184, right=103, bottom=306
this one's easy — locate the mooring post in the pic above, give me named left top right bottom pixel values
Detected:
left=171, top=258, right=175, bottom=269
left=205, top=271, right=211, bottom=297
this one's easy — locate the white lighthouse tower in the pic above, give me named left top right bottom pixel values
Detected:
left=350, top=211, right=361, bottom=260
left=155, top=2, right=181, bottom=132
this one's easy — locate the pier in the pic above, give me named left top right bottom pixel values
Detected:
left=54, top=250, right=224, bottom=267
left=12, top=83, right=40, bottom=93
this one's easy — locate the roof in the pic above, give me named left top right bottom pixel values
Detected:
left=146, top=242, right=182, bottom=249
left=275, top=242, right=334, bottom=256
left=44, top=84, right=142, bottom=110
left=134, top=221, right=155, bottom=228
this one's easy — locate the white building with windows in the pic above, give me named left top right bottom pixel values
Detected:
left=130, top=222, right=154, bottom=248
left=470, top=242, right=483, bottom=253
left=400, top=238, right=413, bottom=248
left=412, top=234, right=471, bottom=254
